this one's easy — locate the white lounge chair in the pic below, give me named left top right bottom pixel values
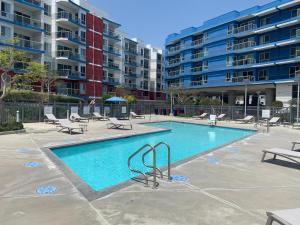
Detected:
left=70, top=113, right=89, bottom=122
left=44, top=114, right=59, bottom=124
left=58, top=119, right=84, bottom=134
left=266, top=208, right=300, bottom=225
left=217, top=114, right=226, bottom=120
left=92, top=112, right=107, bottom=121
left=192, top=113, right=208, bottom=119
left=260, top=117, right=281, bottom=126
left=130, top=111, right=145, bottom=119
left=292, top=122, right=300, bottom=129
left=261, top=148, right=300, bottom=166
left=236, top=115, right=254, bottom=123
left=208, top=115, right=217, bottom=126
left=107, top=118, right=132, bottom=130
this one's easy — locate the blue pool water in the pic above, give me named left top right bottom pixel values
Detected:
left=52, top=121, right=255, bottom=191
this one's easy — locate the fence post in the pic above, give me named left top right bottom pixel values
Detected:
left=16, top=110, right=20, bottom=123
left=67, top=110, right=70, bottom=120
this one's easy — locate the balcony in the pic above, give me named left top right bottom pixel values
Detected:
left=0, top=38, right=44, bottom=53
left=57, top=70, right=86, bottom=80
left=56, top=11, right=86, bottom=28
left=124, top=83, right=137, bottom=89
left=56, top=31, right=86, bottom=45
left=15, top=0, right=43, bottom=10
left=191, top=52, right=205, bottom=61
left=191, top=80, right=204, bottom=87
left=168, top=82, right=184, bottom=88
left=57, top=88, right=81, bottom=97
left=104, top=62, right=120, bottom=71
left=124, top=72, right=138, bottom=78
left=124, top=48, right=138, bottom=55
left=232, top=58, right=256, bottom=67
left=166, top=45, right=181, bottom=55
left=103, top=76, right=119, bottom=85
left=232, top=75, right=255, bottom=83
left=103, top=45, right=120, bottom=55
left=56, top=50, right=86, bottom=63
left=191, top=66, right=202, bottom=74
left=103, top=29, right=120, bottom=41
left=191, top=39, right=204, bottom=48
left=166, top=58, right=181, bottom=67
left=124, top=61, right=139, bottom=67
left=232, top=41, right=256, bottom=51
left=233, top=23, right=257, bottom=35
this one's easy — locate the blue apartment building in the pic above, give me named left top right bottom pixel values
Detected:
left=165, top=0, right=300, bottom=107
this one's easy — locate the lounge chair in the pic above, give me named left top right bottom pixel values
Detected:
left=292, top=122, right=300, bottom=129
left=107, top=117, right=132, bottom=130
left=58, top=119, right=84, bottom=134
left=70, top=113, right=89, bottom=122
left=44, top=114, right=59, bottom=124
left=266, top=208, right=300, bottom=225
left=259, top=117, right=281, bottom=126
left=236, top=115, right=254, bottom=123
left=261, top=148, right=300, bottom=166
left=208, top=115, right=217, bottom=126
left=92, top=112, right=107, bottom=121
left=130, top=112, right=145, bottom=119
left=217, top=114, right=226, bottom=120
left=192, top=113, right=208, bottom=119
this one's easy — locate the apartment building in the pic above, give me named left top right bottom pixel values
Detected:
left=165, top=0, right=300, bottom=107
left=0, top=0, right=165, bottom=101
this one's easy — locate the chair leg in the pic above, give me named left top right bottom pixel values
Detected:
left=266, top=217, right=273, bottom=225
left=292, top=143, right=296, bottom=151
left=261, top=152, right=267, bottom=162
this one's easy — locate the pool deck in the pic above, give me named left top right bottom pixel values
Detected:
left=1, top=115, right=300, bottom=225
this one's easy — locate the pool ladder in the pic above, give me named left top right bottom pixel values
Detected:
left=128, top=142, right=171, bottom=189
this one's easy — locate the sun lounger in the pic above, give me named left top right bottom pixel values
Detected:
left=44, top=114, right=59, bottom=124
left=192, top=113, right=208, bottom=119
left=208, top=115, right=217, bottom=126
left=236, top=115, right=254, bottom=123
left=107, top=117, right=132, bottom=130
left=292, top=122, right=300, bottom=129
left=261, top=148, right=300, bottom=166
left=217, top=114, right=226, bottom=120
left=92, top=112, right=107, bottom=121
left=70, top=113, right=89, bottom=122
left=130, top=112, right=145, bottom=119
left=266, top=208, right=300, bottom=225
left=58, top=119, right=84, bottom=134
left=259, top=117, right=281, bottom=126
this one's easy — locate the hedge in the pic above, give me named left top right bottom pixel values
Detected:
left=0, top=122, right=24, bottom=132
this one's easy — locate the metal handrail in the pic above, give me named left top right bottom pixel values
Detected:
left=142, top=142, right=171, bottom=181
left=128, top=144, right=154, bottom=187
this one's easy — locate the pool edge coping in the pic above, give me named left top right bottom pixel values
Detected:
left=41, top=121, right=257, bottom=202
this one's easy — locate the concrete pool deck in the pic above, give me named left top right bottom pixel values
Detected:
left=0, top=115, right=300, bottom=225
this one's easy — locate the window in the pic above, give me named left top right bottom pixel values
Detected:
left=290, top=27, right=300, bottom=38
left=203, top=32, right=208, bottom=41
left=0, top=25, right=11, bottom=38
left=226, top=72, right=231, bottom=82
left=80, top=31, right=86, bottom=42
left=44, top=3, right=51, bottom=16
left=227, top=41, right=233, bottom=51
left=258, top=70, right=268, bottom=80
left=81, top=14, right=86, bottom=25
left=44, top=42, right=51, bottom=55
left=290, top=47, right=300, bottom=58
left=44, top=61, right=52, bottom=70
left=203, top=61, right=208, bottom=70
left=291, top=8, right=300, bottom=18
left=227, top=24, right=234, bottom=35
left=259, top=52, right=270, bottom=62
left=80, top=66, right=86, bottom=77
left=260, top=17, right=271, bottom=26
left=44, top=23, right=51, bottom=36
left=202, top=75, right=208, bottom=83
left=1, top=1, right=10, bottom=17
left=289, top=66, right=300, bottom=78
left=79, top=83, right=86, bottom=94
left=260, top=35, right=270, bottom=44
left=226, top=56, right=232, bottom=66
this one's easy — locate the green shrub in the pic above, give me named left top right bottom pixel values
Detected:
left=272, top=101, right=283, bottom=107
left=0, top=122, right=24, bottom=132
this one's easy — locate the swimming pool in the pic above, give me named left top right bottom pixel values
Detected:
left=51, top=121, right=255, bottom=192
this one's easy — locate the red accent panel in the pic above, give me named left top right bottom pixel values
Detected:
left=94, top=33, right=102, bottom=49
left=94, top=17, right=103, bottom=33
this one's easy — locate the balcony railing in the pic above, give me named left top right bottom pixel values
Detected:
left=124, top=83, right=137, bottom=89
left=124, top=48, right=138, bottom=55
left=103, top=29, right=120, bottom=40
left=232, top=75, right=255, bottom=83
left=103, top=76, right=119, bottom=85
left=56, top=11, right=85, bottom=27
left=56, top=50, right=86, bottom=62
left=169, top=83, right=184, bottom=88
left=57, top=88, right=80, bottom=96
left=57, top=70, right=85, bottom=79
left=12, top=13, right=42, bottom=30
left=167, top=58, right=181, bottom=65
left=168, top=45, right=181, bottom=53
left=191, top=66, right=202, bottom=73
left=192, top=52, right=205, bottom=60
left=232, top=41, right=256, bottom=50
left=191, top=81, right=204, bottom=86
left=191, top=39, right=204, bottom=47
left=0, top=38, right=42, bottom=51
left=56, top=31, right=86, bottom=44
left=234, top=23, right=257, bottom=34
left=168, top=70, right=182, bottom=77
left=103, top=45, right=120, bottom=55
left=15, top=0, right=42, bottom=8
left=232, top=58, right=256, bottom=66
left=125, top=61, right=138, bottom=67
left=104, top=62, right=120, bottom=70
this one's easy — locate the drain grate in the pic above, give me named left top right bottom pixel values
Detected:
left=24, top=162, right=41, bottom=168
left=171, top=175, right=188, bottom=182
left=36, top=186, right=57, bottom=195
left=207, top=156, right=220, bottom=165
left=17, top=148, right=33, bottom=153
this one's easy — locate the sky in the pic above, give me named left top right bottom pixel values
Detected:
left=87, top=0, right=273, bottom=48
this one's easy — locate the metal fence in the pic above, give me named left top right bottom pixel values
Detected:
left=0, top=101, right=297, bottom=124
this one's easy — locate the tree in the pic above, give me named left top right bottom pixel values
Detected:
left=124, top=95, right=136, bottom=104
left=0, top=44, right=25, bottom=101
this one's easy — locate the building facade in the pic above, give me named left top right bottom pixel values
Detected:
left=165, top=0, right=300, bottom=107
left=0, top=0, right=165, bottom=101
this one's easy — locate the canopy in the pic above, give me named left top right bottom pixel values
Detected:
left=105, top=96, right=127, bottom=102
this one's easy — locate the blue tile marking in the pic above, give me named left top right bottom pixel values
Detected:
left=17, top=148, right=33, bottom=153
left=171, top=175, right=188, bottom=182
left=24, top=162, right=41, bottom=168
left=207, top=156, right=220, bottom=165
left=226, top=146, right=241, bottom=153
left=36, top=186, right=57, bottom=195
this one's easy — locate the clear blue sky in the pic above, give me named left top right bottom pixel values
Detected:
left=88, top=0, right=273, bottom=47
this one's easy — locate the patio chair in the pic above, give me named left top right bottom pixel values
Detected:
left=192, top=113, right=208, bottom=119
left=292, top=122, right=300, bottom=129
left=130, top=111, right=145, bottom=119
left=58, top=119, right=84, bottom=134
left=266, top=208, right=300, bottom=225
left=208, top=115, right=217, bottom=126
left=70, top=113, right=89, bottom=123
left=217, top=114, right=226, bottom=120
left=44, top=114, right=59, bottom=124
left=236, top=115, right=254, bottom=123
left=259, top=117, right=281, bottom=126
left=261, top=148, right=300, bottom=166
left=92, top=112, right=107, bottom=121
left=107, top=117, right=132, bottom=130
